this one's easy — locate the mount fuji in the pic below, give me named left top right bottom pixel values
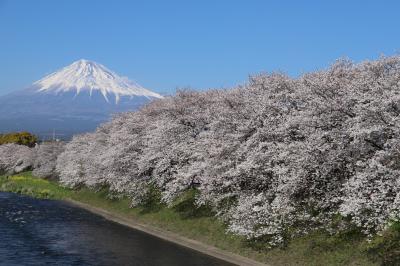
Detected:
left=0, top=59, right=163, bottom=139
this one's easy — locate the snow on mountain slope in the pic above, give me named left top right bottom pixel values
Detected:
left=0, top=59, right=164, bottom=138
left=33, top=59, right=163, bottom=103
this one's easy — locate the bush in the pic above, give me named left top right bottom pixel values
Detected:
left=0, top=132, right=37, bottom=147
left=366, top=222, right=400, bottom=266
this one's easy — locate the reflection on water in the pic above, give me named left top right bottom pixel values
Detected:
left=0, top=192, right=234, bottom=266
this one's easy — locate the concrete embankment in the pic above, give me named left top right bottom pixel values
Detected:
left=65, top=199, right=269, bottom=266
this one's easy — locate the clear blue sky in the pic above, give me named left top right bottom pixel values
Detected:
left=0, top=0, right=399, bottom=95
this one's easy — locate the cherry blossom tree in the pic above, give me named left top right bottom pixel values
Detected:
left=32, top=141, right=65, bottom=179
left=0, top=143, right=35, bottom=175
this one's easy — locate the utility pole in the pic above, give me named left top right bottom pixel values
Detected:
left=40, top=130, right=64, bottom=142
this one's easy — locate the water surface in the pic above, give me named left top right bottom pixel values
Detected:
left=0, top=192, right=234, bottom=266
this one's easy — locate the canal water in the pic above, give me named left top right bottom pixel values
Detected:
left=0, top=192, right=234, bottom=266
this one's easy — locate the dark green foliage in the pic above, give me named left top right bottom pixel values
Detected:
left=139, top=184, right=164, bottom=213
left=171, top=189, right=214, bottom=219
left=0, top=132, right=38, bottom=147
left=366, top=222, right=400, bottom=266
left=244, top=235, right=276, bottom=251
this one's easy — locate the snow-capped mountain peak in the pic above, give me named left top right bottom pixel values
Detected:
left=33, top=59, right=163, bottom=103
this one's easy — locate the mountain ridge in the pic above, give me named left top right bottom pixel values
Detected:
left=32, top=59, right=163, bottom=103
left=0, top=59, right=163, bottom=138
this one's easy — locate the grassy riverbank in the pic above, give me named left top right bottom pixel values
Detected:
left=1, top=172, right=398, bottom=266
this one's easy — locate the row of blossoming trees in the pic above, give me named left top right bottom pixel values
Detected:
left=0, top=141, right=64, bottom=178
left=2, top=56, right=400, bottom=246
